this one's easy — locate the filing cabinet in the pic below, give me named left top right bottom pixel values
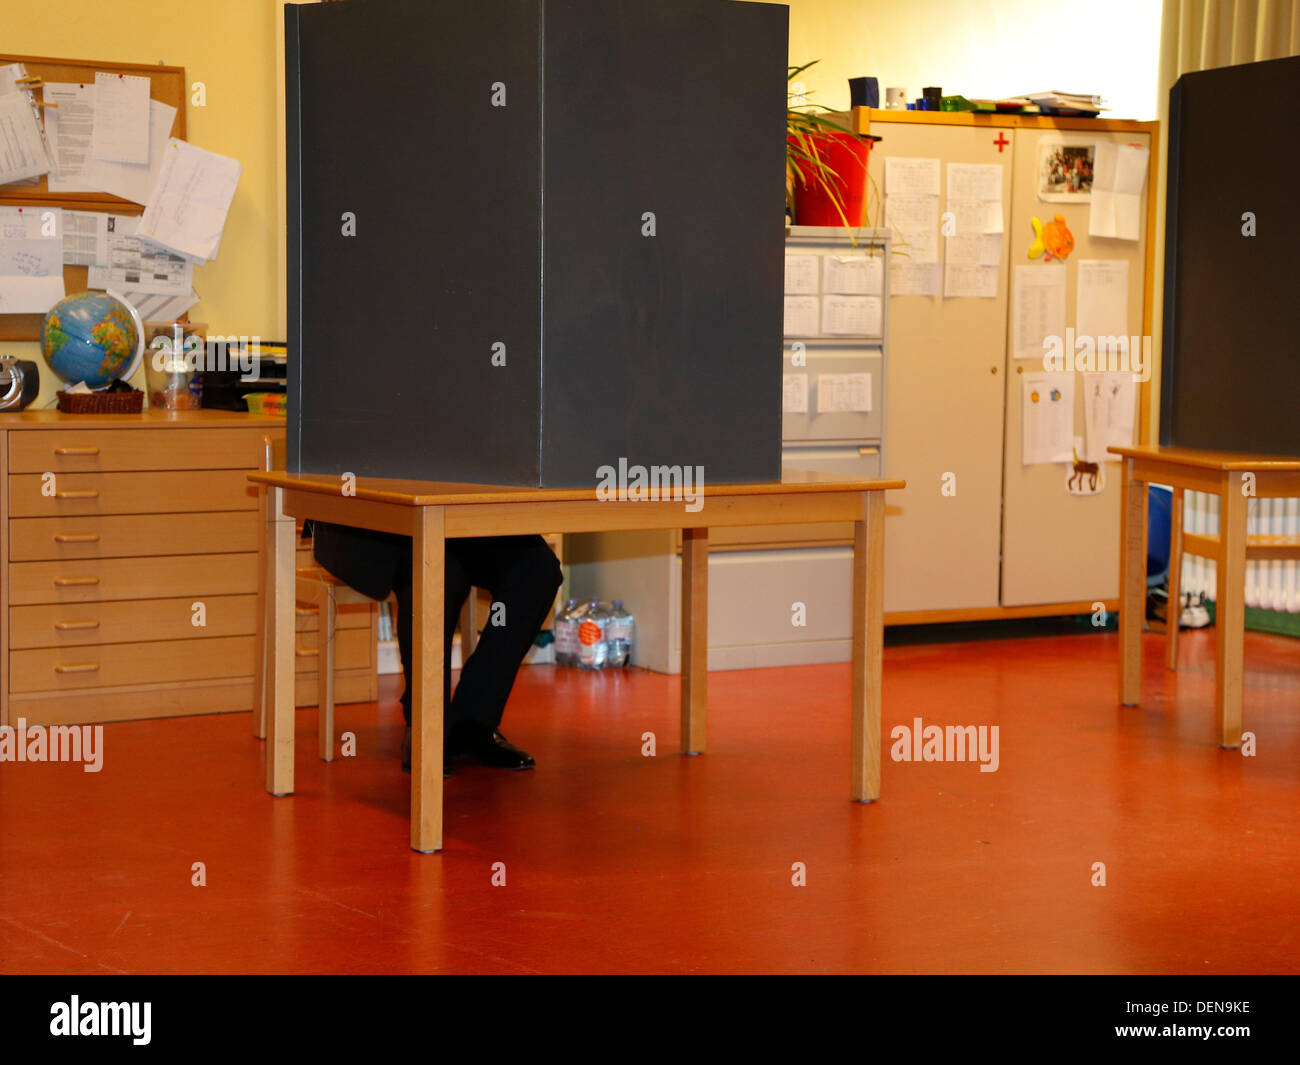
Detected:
left=566, top=230, right=893, bottom=671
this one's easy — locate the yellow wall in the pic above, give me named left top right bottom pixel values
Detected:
left=775, top=0, right=1162, bottom=121
left=4, top=0, right=282, bottom=407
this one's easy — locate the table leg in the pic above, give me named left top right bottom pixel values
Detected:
left=851, top=491, right=885, bottom=802
left=681, top=526, right=708, bottom=755
left=1119, top=458, right=1147, bottom=706
left=265, top=486, right=297, bottom=796
left=1216, top=477, right=1247, bottom=748
left=411, top=506, right=445, bottom=852
left=1166, top=487, right=1184, bottom=671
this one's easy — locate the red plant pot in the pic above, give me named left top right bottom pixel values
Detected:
left=789, top=131, right=873, bottom=227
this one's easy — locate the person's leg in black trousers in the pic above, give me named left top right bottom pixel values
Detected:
left=394, top=534, right=562, bottom=771
left=447, top=536, right=563, bottom=737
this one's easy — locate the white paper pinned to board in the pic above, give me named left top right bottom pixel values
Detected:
left=817, top=372, right=872, bottom=413
left=137, top=139, right=242, bottom=262
left=783, top=295, right=820, bottom=337
left=1076, top=259, right=1129, bottom=342
left=885, top=195, right=939, bottom=263
left=821, top=294, right=881, bottom=335
left=823, top=254, right=882, bottom=295
left=91, top=72, right=152, bottom=165
left=0, top=91, right=51, bottom=183
left=81, top=100, right=177, bottom=205
left=1022, top=371, right=1075, bottom=465
left=890, top=261, right=940, bottom=296
left=783, top=373, right=808, bottom=414
left=43, top=82, right=96, bottom=193
left=885, top=156, right=940, bottom=197
left=1089, top=142, right=1148, bottom=240
left=0, top=275, right=65, bottom=313
left=944, top=262, right=998, bottom=299
left=1013, top=265, right=1067, bottom=360
left=784, top=254, right=819, bottom=294
left=1084, top=371, right=1136, bottom=462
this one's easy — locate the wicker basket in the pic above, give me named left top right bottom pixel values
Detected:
left=56, top=389, right=144, bottom=414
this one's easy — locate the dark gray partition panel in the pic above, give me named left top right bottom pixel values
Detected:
left=285, top=0, right=788, bottom=487
left=286, top=0, right=542, bottom=485
left=1160, top=56, right=1300, bottom=458
left=540, top=0, right=788, bottom=485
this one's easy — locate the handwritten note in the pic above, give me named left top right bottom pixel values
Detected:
left=817, top=373, right=872, bottom=413
left=138, top=139, right=242, bottom=262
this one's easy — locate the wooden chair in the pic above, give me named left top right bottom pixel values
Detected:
left=293, top=567, right=380, bottom=761
left=1165, top=486, right=1300, bottom=670
left=252, top=435, right=380, bottom=761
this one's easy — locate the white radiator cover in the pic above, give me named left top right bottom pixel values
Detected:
left=1179, top=492, right=1300, bottom=612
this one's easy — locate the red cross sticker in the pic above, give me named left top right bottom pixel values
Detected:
left=994, top=132, right=1010, bottom=153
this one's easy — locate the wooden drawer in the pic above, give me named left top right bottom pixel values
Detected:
left=7, top=671, right=375, bottom=726
left=9, top=511, right=260, bottom=561
left=8, top=427, right=270, bottom=473
left=10, top=594, right=259, bottom=650
left=7, top=552, right=257, bottom=605
left=10, top=678, right=257, bottom=725
left=8, top=469, right=258, bottom=518
left=10, top=635, right=255, bottom=693
left=293, top=627, right=372, bottom=673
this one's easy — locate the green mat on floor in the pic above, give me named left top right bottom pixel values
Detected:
left=1245, top=606, right=1300, bottom=638
left=1205, top=601, right=1300, bottom=639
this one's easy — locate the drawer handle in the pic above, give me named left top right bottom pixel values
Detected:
left=54, top=620, right=101, bottom=631
left=857, top=446, right=880, bottom=457
left=54, top=533, right=101, bottom=544
left=296, top=607, right=318, bottom=616
left=54, top=490, right=100, bottom=500
left=53, top=577, right=100, bottom=587
left=296, top=648, right=320, bottom=658
left=53, top=446, right=101, bottom=456
left=54, top=663, right=100, bottom=674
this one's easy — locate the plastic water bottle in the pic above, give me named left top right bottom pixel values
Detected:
left=554, top=599, right=580, bottom=666
left=576, top=597, right=609, bottom=670
left=606, top=600, right=635, bottom=667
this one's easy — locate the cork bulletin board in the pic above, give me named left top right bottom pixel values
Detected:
left=0, top=53, right=187, bottom=340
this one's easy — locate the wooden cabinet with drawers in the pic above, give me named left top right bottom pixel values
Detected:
left=0, top=411, right=377, bottom=726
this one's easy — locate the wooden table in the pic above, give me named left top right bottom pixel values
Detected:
left=248, top=469, right=903, bottom=852
left=1111, top=445, right=1300, bottom=746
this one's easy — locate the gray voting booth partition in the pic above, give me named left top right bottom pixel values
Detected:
left=1160, top=55, right=1300, bottom=459
left=284, top=0, right=788, bottom=487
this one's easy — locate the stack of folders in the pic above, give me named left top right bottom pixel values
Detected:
left=1023, top=91, right=1107, bottom=117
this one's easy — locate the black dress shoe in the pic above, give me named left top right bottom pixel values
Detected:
left=401, top=726, right=451, bottom=778
left=448, top=725, right=535, bottom=770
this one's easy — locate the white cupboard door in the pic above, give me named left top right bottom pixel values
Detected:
left=1001, top=129, right=1152, bottom=606
left=869, top=120, right=1012, bottom=613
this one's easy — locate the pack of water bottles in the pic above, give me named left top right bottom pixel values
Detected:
left=554, top=597, right=636, bottom=669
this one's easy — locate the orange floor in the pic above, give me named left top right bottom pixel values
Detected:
left=0, top=625, right=1296, bottom=974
